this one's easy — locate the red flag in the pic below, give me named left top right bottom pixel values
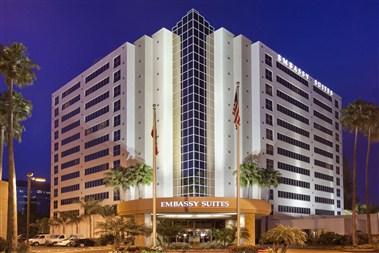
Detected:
left=232, top=88, right=240, bottom=128
left=151, top=109, right=159, bottom=156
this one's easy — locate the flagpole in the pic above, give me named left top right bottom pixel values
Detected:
left=152, top=104, right=157, bottom=248
left=235, top=82, right=241, bottom=246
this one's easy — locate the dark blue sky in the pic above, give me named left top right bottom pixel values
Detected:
left=0, top=0, right=378, bottom=205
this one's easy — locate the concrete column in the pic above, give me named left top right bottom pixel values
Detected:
left=245, top=213, right=255, bottom=245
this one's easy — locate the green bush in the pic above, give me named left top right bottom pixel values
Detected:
left=307, top=232, right=352, bottom=246
left=228, top=245, right=261, bottom=253
left=0, top=237, right=8, bottom=252
left=98, top=233, right=115, bottom=246
left=199, top=242, right=225, bottom=249
left=168, top=242, right=191, bottom=249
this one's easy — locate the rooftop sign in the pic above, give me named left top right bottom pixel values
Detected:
left=277, top=54, right=333, bottom=96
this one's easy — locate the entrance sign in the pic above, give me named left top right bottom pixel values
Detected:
left=160, top=200, right=230, bottom=208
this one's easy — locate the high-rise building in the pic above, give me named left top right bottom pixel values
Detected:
left=51, top=9, right=343, bottom=241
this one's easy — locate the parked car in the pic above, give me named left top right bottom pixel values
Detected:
left=28, top=234, right=50, bottom=246
left=46, top=234, right=70, bottom=246
left=55, top=235, right=83, bottom=247
left=72, top=238, right=96, bottom=247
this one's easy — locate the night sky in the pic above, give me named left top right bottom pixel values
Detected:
left=0, top=0, right=378, bottom=205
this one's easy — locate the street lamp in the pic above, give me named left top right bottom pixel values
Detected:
left=26, top=172, right=46, bottom=247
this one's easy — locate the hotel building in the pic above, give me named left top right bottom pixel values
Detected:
left=51, top=9, right=343, bottom=242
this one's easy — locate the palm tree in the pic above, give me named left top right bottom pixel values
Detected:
left=57, top=212, right=71, bottom=234
left=341, top=99, right=367, bottom=247
left=30, top=217, right=49, bottom=234
left=133, top=163, right=153, bottom=199
left=260, top=224, right=307, bottom=253
left=0, top=92, right=32, bottom=181
left=79, top=198, right=102, bottom=238
left=361, top=102, right=379, bottom=244
left=48, top=216, right=60, bottom=234
left=104, top=167, right=135, bottom=200
left=66, top=213, right=82, bottom=235
left=0, top=42, right=39, bottom=253
left=99, top=205, right=116, bottom=219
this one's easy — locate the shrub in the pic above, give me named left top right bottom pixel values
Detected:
left=168, top=242, right=191, bottom=249
left=0, top=237, right=8, bottom=252
left=260, top=225, right=307, bottom=253
left=307, top=232, right=352, bottom=246
left=199, top=242, right=225, bottom=249
left=98, top=233, right=115, bottom=246
left=228, top=245, right=261, bottom=253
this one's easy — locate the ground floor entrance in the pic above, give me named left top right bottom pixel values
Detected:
left=117, top=196, right=271, bottom=246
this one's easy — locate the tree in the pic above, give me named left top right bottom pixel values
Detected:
left=0, top=92, right=32, bottom=181
left=48, top=217, right=60, bottom=234
left=97, top=217, right=151, bottom=249
left=30, top=217, right=49, bottom=235
left=343, top=158, right=353, bottom=210
left=99, top=205, right=116, bottom=219
left=79, top=198, right=102, bottom=238
left=56, top=212, right=71, bottom=234
left=341, top=100, right=367, bottom=247
left=360, top=102, right=379, bottom=244
left=104, top=166, right=135, bottom=201
left=212, top=226, right=249, bottom=247
left=156, top=219, right=184, bottom=247
left=0, top=42, right=38, bottom=253
left=66, top=213, right=82, bottom=235
left=133, top=163, right=153, bottom=199
left=260, top=224, right=307, bottom=253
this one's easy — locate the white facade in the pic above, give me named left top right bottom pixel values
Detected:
left=51, top=9, right=343, bottom=222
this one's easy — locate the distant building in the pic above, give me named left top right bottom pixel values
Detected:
left=17, top=180, right=50, bottom=218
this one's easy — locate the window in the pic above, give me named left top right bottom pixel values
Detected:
left=314, top=122, right=333, bottom=136
left=61, top=171, right=80, bottom=181
left=53, top=200, right=58, bottom=209
left=61, top=133, right=80, bottom=146
left=114, top=130, right=121, bottom=141
left=276, top=76, right=309, bottom=99
left=278, top=205, right=310, bottom=214
left=62, top=82, right=80, bottom=98
left=276, top=62, right=309, bottom=86
left=85, top=163, right=109, bottom=175
left=265, top=69, right=272, bottom=81
left=335, top=100, right=339, bottom=108
left=278, top=191, right=310, bottom=201
left=113, top=145, right=121, bottom=156
left=277, top=104, right=309, bottom=125
left=277, top=147, right=310, bottom=163
left=114, top=115, right=121, bottom=127
left=61, top=158, right=80, bottom=170
left=61, top=120, right=80, bottom=134
left=54, top=143, right=59, bottom=151
left=85, top=179, right=104, bottom=189
left=269, top=189, right=273, bottom=200
left=315, top=184, right=334, bottom=193
left=314, top=159, right=333, bottom=170
left=336, top=144, right=340, bottom=152
left=279, top=177, right=310, bottom=188
left=114, top=189, right=120, bottom=201
left=277, top=119, right=310, bottom=137
left=265, top=54, right=272, bottom=66
left=266, top=159, right=274, bottom=169
left=266, top=144, right=274, bottom=155
left=336, top=166, right=340, bottom=175
left=85, top=63, right=109, bottom=83
left=85, top=120, right=109, bottom=136
left=85, top=77, right=110, bottom=96
left=277, top=133, right=309, bottom=150
left=314, top=135, right=333, bottom=147
left=54, top=119, right=59, bottom=128
left=335, top=122, right=339, bottom=131
left=266, top=129, right=273, bottom=140
left=265, top=84, right=272, bottom=96
left=85, top=149, right=109, bottom=162
left=54, top=96, right=59, bottom=105
left=61, top=184, right=80, bottom=193
left=277, top=90, right=309, bottom=112
left=113, top=70, right=121, bottom=83
left=85, top=192, right=109, bottom=201
left=113, top=160, right=121, bottom=168
left=54, top=177, right=58, bottom=185
left=313, top=86, right=332, bottom=101
left=114, top=85, right=121, bottom=97
left=85, top=134, right=109, bottom=149
left=265, top=99, right=272, bottom=111
left=54, top=107, right=59, bottom=117
left=85, top=92, right=109, bottom=110
left=54, top=189, right=58, bottom=197
left=337, top=177, right=340, bottom=186
left=337, top=200, right=341, bottom=208
left=335, top=133, right=340, bottom=142
left=54, top=131, right=59, bottom=140
left=314, top=147, right=333, bottom=159
left=113, top=55, right=121, bottom=68
left=315, top=196, right=334, bottom=204
left=313, top=98, right=332, bottom=113
left=62, top=95, right=80, bottom=110
left=61, top=145, right=80, bottom=158
left=314, top=110, right=332, bottom=124
left=114, top=100, right=121, bottom=112
left=61, top=107, right=80, bottom=122
left=337, top=189, right=341, bottom=197
left=54, top=154, right=58, bottom=163
left=85, top=106, right=109, bottom=122
left=335, top=111, right=339, bottom=119
left=277, top=162, right=310, bottom=176
left=61, top=197, right=79, bottom=205
left=314, top=172, right=334, bottom=182
left=315, top=209, right=334, bottom=215
left=266, top=114, right=273, bottom=126
left=54, top=165, right=58, bottom=174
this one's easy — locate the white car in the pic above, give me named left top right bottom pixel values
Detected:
left=28, top=234, right=50, bottom=246
left=46, top=234, right=70, bottom=246
left=55, top=235, right=82, bottom=247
